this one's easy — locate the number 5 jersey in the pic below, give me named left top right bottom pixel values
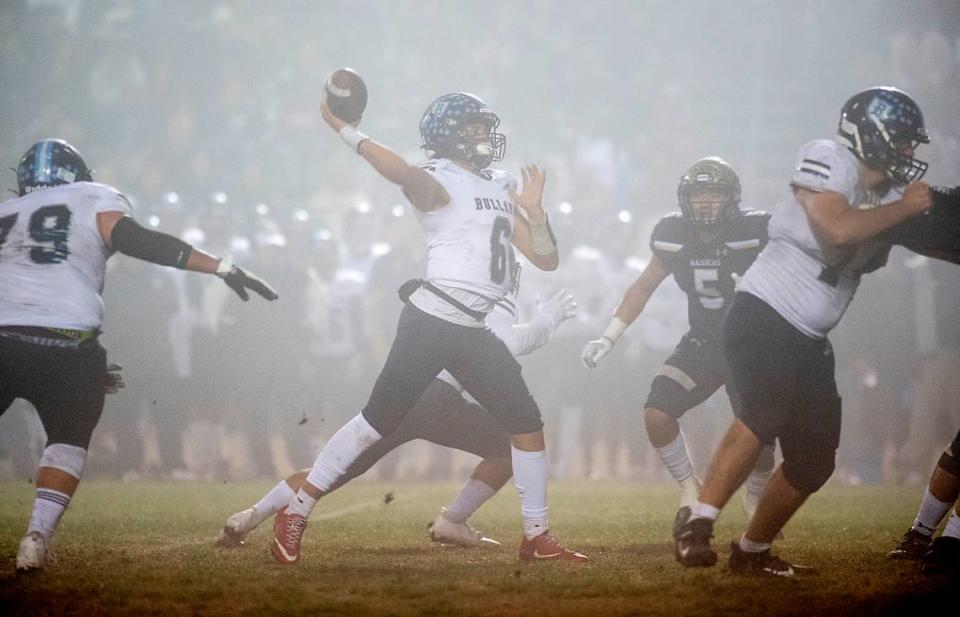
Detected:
left=650, top=209, right=770, bottom=340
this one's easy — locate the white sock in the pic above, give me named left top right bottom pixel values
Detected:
left=511, top=446, right=548, bottom=540
left=690, top=500, right=720, bottom=522
left=443, top=479, right=496, bottom=524
left=738, top=534, right=771, bottom=553
left=655, top=432, right=695, bottom=483
left=252, top=481, right=296, bottom=527
left=942, top=509, right=960, bottom=539
left=912, top=487, right=953, bottom=536
left=28, top=488, right=71, bottom=541
left=679, top=476, right=701, bottom=508
left=304, top=413, right=382, bottom=493
left=745, top=467, right=773, bottom=502
left=285, top=488, right=317, bottom=518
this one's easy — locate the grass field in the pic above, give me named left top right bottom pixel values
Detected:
left=0, top=480, right=957, bottom=616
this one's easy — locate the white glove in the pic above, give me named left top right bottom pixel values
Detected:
left=538, top=289, right=577, bottom=327
left=581, top=337, right=613, bottom=368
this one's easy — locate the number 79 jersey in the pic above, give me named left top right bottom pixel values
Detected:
left=650, top=210, right=769, bottom=338
left=0, top=182, right=133, bottom=330
left=414, top=159, right=517, bottom=302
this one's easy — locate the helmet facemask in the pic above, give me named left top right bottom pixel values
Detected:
left=681, top=188, right=735, bottom=228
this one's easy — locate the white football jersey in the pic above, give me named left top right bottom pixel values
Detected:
left=413, top=159, right=518, bottom=309
left=739, top=140, right=900, bottom=338
left=0, top=182, right=133, bottom=330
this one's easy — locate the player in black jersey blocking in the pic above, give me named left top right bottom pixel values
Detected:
left=582, top=157, right=775, bottom=534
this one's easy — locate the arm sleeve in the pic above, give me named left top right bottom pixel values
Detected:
left=487, top=307, right=556, bottom=357
left=110, top=216, right=194, bottom=269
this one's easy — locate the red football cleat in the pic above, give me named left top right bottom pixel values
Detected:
left=271, top=509, right=308, bottom=565
left=518, top=531, right=589, bottom=563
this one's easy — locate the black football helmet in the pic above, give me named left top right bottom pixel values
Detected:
left=16, top=139, right=93, bottom=196
left=837, top=87, right=929, bottom=184
left=419, top=92, right=506, bottom=169
left=677, top=157, right=741, bottom=228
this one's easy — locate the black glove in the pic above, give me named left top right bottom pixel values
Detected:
left=215, top=257, right=279, bottom=301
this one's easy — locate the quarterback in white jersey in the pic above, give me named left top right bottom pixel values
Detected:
left=1, top=139, right=278, bottom=572
left=674, top=87, right=933, bottom=576
left=218, top=280, right=577, bottom=550
left=268, top=90, right=587, bottom=567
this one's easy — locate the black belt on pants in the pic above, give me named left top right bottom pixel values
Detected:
left=0, top=326, right=99, bottom=349
left=397, top=279, right=488, bottom=322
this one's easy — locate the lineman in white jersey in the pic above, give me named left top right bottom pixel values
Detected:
left=674, top=87, right=933, bottom=576
left=217, top=277, right=576, bottom=549
left=270, top=91, right=588, bottom=565
left=0, top=139, right=278, bottom=572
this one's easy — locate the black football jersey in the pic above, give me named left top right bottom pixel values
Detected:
left=650, top=210, right=770, bottom=337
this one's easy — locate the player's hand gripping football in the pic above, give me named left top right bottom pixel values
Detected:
left=215, top=256, right=279, bottom=302
left=509, top=165, right=547, bottom=223
left=538, top=289, right=577, bottom=327
left=581, top=337, right=613, bottom=369
left=320, top=99, right=350, bottom=133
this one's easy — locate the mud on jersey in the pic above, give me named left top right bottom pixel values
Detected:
left=0, top=182, right=133, bottom=330
left=650, top=210, right=769, bottom=338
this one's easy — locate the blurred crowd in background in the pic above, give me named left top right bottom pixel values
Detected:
left=1, top=0, right=958, bottom=486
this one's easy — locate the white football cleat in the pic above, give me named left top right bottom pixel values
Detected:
left=217, top=507, right=258, bottom=548
left=16, top=532, right=49, bottom=573
left=429, top=508, right=500, bottom=548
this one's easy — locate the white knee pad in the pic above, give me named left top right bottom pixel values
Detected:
left=39, top=443, right=87, bottom=479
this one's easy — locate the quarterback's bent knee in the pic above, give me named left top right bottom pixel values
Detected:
left=782, top=453, right=835, bottom=495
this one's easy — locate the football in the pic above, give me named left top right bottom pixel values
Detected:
left=324, top=68, right=367, bottom=124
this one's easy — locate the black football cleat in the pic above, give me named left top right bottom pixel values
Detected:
left=922, top=536, right=960, bottom=576
left=727, top=541, right=815, bottom=578
left=888, top=528, right=933, bottom=561
left=674, top=517, right=718, bottom=567
left=672, top=506, right=691, bottom=540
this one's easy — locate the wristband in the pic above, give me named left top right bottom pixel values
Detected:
left=529, top=213, right=558, bottom=255
left=602, top=317, right=628, bottom=345
left=338, top=125, right=370, bottom=153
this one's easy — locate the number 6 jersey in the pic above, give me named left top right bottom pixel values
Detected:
left=0, top=182, right=133, bottom=330
left=410, top=159, right=517, bottom=324
left=650, top=209, right=769, bottom=339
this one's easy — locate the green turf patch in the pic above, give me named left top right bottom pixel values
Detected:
left=1, top=481, right=957, bottom=616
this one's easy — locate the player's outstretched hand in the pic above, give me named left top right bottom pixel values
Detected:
left=509, top=165, right=547, bottom=221
left=105, top=363, right=125, bottom=394
left=581, top=337, right=613, bottom=369
left=216, top=257, right=279, bottom=302
left=539, top=289, right=577, bottom=327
